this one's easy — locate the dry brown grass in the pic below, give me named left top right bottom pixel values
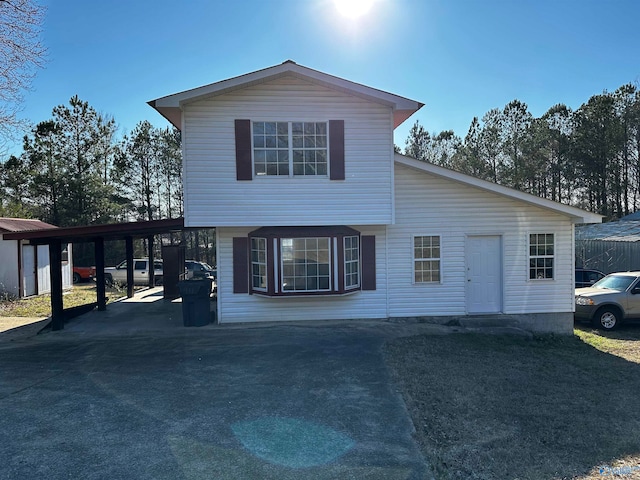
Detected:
left=0, top=284, right=128, bottom=317
left=385, top=327, right=640, bottom=480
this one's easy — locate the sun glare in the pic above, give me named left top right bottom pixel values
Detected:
left=333, top=0, right=375, bottom=18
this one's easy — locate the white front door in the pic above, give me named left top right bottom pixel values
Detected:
left=466, top=235, right=502, bottom=314
left=22, top=245, right=36, bottom=297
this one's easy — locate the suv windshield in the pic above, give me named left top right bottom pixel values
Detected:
left=593, top=275, right=637, bottom=292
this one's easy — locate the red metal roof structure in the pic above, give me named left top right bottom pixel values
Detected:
left=0, top=218, right=57, bottom=233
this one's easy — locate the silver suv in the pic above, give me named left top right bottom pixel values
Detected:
left=575, top=272, right=640, bottom=330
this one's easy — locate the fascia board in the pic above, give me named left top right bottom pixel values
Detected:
left=149, top=62, right=423, bottom=124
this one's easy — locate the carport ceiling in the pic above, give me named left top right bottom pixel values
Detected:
left=2, top=217, right=185, bottom=244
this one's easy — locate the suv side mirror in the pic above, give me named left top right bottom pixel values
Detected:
left=632, top=288, right=640, bottom=295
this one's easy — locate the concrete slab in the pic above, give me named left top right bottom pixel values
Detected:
left=0, top=296, right=434, bottom=479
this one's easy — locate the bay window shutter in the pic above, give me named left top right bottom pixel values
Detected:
left=361, top=235, right=376, bottom=290
left=233, top=237, right=249, bottom=293
left=329, top=120, right=345, bottom=180
left=235, top=119, right=252, bottom=181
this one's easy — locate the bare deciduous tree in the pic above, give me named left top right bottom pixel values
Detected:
left=0, top=0, right=45, bottom=147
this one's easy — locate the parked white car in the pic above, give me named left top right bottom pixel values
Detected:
left=104, top=258, right=163, bottom=286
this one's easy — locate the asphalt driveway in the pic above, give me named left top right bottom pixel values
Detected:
left=0, top=321, right=433, bottom=479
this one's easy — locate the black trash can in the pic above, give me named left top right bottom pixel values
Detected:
left=178, top=278, right=212, bottom=327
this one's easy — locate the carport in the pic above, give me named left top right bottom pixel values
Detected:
left=2, top=218, right=185, bottom=331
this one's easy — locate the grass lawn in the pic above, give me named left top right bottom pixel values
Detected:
left=0, top=283, right=128, bottom=317
left=384, top=324, right=640, bottom=480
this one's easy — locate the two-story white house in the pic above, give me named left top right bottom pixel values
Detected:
left=149, top=61, right=601, bottom=333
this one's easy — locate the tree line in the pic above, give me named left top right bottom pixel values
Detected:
left=402, top=83, right=640, bottom=221
left=0, top=95, right=214, bottom=266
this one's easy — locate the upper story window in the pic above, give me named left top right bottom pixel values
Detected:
left=253, top=122, right=289, bottom=176
left=253, top=121, right=328, bottom=177
left=529, top=233, right=554, bottom=280
left=235, top=119, right=344, bottom=181
left=414, top=235, right=441, bottom=283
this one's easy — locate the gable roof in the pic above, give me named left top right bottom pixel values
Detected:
left=394, top=154, right=602, bottom=225
left=0, top=217, right=57, bottom=234
left=148, top=60, right=423, bottom=130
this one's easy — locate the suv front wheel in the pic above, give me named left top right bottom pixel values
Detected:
left=593, top=306, right=621, bottom=331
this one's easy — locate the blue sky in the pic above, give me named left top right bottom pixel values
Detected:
left=10, top=0, right=640, bottom=154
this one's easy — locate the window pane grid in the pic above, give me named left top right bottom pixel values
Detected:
left=254, top=121, right=327, bottom=177
left=282, top=237, right=331, bottom=292
left=253, top=122, right=289, bottom=176
left=414, top=236, right=441, bottom=283
left=292, top=122, right=328, bottom=177
left=344, top=236, right=360, bottom=288
left=529, top=233, right=554, bottom=280
left=251, top=237, right=267, bottom=290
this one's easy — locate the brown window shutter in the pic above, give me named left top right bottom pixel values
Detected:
left=329, top=120, right=345, bottom=180
left=235, top=119, right=252, bottom=181
left=361, top=235, right=376, bottom=290
left=233, top=237, right=249, bottom=293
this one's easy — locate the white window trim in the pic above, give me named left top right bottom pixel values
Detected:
left=251, top=121, right=329, bottom=178
left=273, top=237, right=279, bottom=294
left=528, top=232, right=555, bottom=281
left=412, top=234, right=442, bottom=284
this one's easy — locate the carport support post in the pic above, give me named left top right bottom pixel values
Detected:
left=125, top=236, right=134, bottom=298
left=94, top=238, right=107, bottom=311
left=148, top=235, right=155, bottom=288
left=49, top=239, right=64, bottom=331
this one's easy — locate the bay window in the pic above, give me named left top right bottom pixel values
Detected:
left=234, top=226, right=373, bottom=296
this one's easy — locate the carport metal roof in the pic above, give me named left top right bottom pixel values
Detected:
left=3, top=217, right=186, bottom=332
left=2, top=217, right=185, bottom=243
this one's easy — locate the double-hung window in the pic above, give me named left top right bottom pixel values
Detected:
left=529, top=233, right=554, bottom=280
left=414, top=235, right=441, bottom=283
left=251, top=237, right=268, bottom=291
left=344, top=236, right=360, bottom=288
left=253, top=121, right=328, bottom=177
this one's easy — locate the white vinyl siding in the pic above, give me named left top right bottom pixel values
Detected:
left=182, top=76, right=394, bottom=227
left=217, top=226, right=387, bottom=324
left=387, top=162, right=575, bottom=318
